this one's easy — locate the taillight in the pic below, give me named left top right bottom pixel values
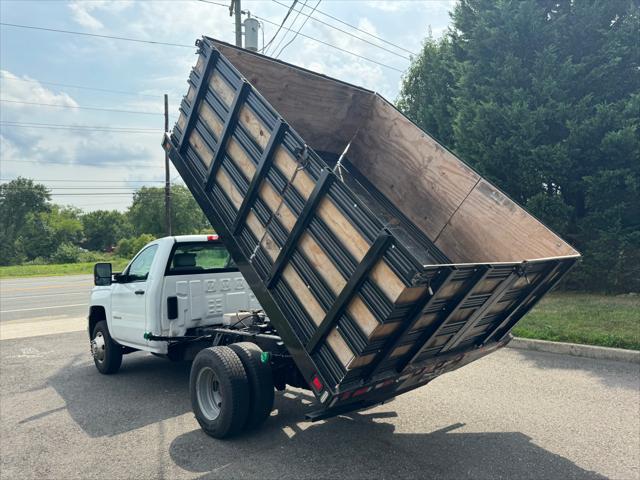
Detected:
left=352, top=386, right=371, bottom=397
left=311, top=375, right=323, bottom=392
left=207, top=235, right=219, bottom=241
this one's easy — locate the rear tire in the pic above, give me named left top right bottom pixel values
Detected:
left=229, top=342, right=274, bottom=429
left=190, top=346, right=250, bottom=438
left=91, top=320, right=122, bottom=374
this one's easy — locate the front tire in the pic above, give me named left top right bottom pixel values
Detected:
left=91, top=320, right=122, bottom=374
left=190, top=346, right=250, bottom=439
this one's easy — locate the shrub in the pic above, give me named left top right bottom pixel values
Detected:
left=51, top=242, right=82, bottom=264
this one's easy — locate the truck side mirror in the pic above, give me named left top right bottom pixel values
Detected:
left=94, top=263, right=112, bottom=286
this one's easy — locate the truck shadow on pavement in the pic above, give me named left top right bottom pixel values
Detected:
left=169, top=392, right=605, bottom=480
left=45, top=352, right=192, bottom=437
left=45, top=351, right=604, bottom=479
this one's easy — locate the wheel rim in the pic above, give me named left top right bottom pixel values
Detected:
left=91, top=331, right=106, bottom=363
left=196, top=366, right=223, bottom=421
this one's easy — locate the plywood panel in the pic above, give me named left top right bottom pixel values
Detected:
left=316, top=198, right=369, bottom=262
left=212, top=40, right=374, bottom=153
left=350, top=95, right=480, bottom=243
left=435, top=180, right=579, bottom=262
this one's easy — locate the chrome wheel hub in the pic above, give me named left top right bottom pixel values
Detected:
left=196, top=367, right=223, bottom=421
left=91, top=331, right=106, bottom=363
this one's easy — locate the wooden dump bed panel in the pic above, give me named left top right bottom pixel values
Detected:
left=165, top=38, right=578, bottom=403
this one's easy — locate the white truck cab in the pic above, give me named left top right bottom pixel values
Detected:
left=88, top=235, right=260, bottom=369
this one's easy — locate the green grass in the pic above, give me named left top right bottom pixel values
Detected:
left=513, top=292, right=640, bottom=350
left=0, top=258, right=130, bottom=278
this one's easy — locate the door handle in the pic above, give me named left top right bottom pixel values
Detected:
left=134, top=290, right=145, bottom=295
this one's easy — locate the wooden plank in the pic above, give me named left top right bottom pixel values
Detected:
left=215, top=168, right=243, bottom=209
left=348, top=353, right=376, bottom=370
left=188, top=129, right=213, bottom=167
left=349, top=95, right=480, bottom=243
left=435, top=180, right=579, bottom=262
left=177, top=112, right=187, bottom=132
left=212, top=41, right=375, bottom=153
left=282, top=264, right=325, bottom=327
left=226, top=137, right=256, bottom=179
left=369, top=259, right=406, bottom=304
left=198, top=101, right=224, bottom=138
left=298, top=232, right=346, bottom=296
left=210, top=70, right=234, bottom=107
left=316, top=197, right=369, bottom=262
left=238, top=104, right=270, bottom=150
left=326, top=328, right=354, bottom=368
left=272, top=147, right=315, bottom=200
left=258, top=182, right=297, bottom=232
left=346, top=296, right=379, bottom=338
left=245, top=211, right=280, bottom=261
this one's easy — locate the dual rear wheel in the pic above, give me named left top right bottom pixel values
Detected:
left=190, top=343, right=274, bottom=439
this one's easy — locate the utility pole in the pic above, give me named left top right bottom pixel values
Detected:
left=164, top=93, right=172, bottom=236
left=233, top=0, right=242, bottom=47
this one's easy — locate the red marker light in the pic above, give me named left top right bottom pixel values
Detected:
left=207, top=235, right=219, bottom=241
left=311, top=375, right=323, bottom=392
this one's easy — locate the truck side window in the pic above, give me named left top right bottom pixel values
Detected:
left=127, top=244, right=159, bottom=281
left=167, top=242, right=236, bottom=275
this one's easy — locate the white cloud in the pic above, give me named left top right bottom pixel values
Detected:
left=67, top=0, right=135, bottom=30
left=0, top=71, right=78, bottom=107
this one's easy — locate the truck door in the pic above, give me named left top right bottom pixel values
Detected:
left=111, top=244, right=158, bottom=346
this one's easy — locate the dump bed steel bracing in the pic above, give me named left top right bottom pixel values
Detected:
left=163, top=38, right=579, bottom=417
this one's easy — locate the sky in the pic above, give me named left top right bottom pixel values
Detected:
left=0, top=0, right=455, bottom=211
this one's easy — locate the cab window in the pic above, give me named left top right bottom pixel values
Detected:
left=167, top=242, right=236, bottom=275
left=127, top=244, right=158, bottom=281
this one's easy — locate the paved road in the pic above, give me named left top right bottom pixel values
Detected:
left=0, top=275, right=92, bottom=322
left=1, top=328, right=638, bottom=479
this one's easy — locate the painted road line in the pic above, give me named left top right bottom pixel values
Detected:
left=1, top=292, right=89, bottom=300
left=0, top=317, right=86, bottom=340
left=1, top=303, right=88, bottom=314
left=0, top=283, right=93, bottom=293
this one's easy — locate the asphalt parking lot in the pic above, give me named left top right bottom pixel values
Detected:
left=1, top=324, right=638, bottom=479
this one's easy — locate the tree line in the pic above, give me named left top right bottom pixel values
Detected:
left=0, top=177, right=210, bottom=265
left=397, top=0, right=639, bottom=292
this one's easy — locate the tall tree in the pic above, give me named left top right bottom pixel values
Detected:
left=398, top=0, right=639, bottom=291
left=127, top=185, right=210, bottom=237
left=0, top=178, right=51, bottom=265
left=82, top=210, right=132, bottom=251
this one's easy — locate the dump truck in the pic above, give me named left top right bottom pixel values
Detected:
left=90, top=37, right=580, bottom=439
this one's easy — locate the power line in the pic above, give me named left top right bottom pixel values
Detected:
left=261, top=0, right=298, bottom=54
left=5, top=159, right=163, bottom=168
left=0, top=99, right=162, bottom=116
left=199, top=0, right=404, bottom=71
left=0, top=178, right=166, bottom=183
left=1, top=76, right=160, bottom=98
left=0, top=22, right=196, bottom=49
left=268, top=0, right=308, bottom=57
left=272, top=0, right=416, bottom=56
left=1, top=121, right=161, bottom=134
left=271, top=0, right=412, bottom=60
left=252, top=14, right=404, bottom=72
left=275, top=0, right=321, bottom=59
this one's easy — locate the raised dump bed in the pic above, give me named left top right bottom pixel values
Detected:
left=164, top=37, right=579, bottom=414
